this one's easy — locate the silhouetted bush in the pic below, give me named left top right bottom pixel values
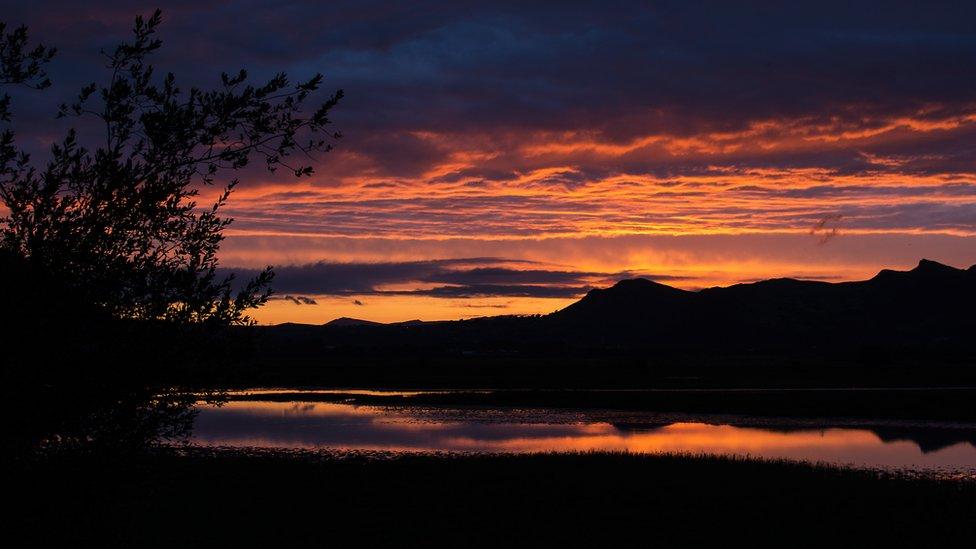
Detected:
left=0, top=12, right=341, bottom=454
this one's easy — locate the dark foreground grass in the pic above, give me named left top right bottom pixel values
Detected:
left=9, top=450, right=976, bottom=547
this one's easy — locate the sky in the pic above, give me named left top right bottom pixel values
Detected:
left=3, top=1, right=975, bottom=323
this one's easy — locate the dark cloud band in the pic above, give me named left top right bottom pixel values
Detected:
left=224, top=258, right=690, bottom=299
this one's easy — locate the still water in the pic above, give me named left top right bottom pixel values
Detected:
left=191, top=398, right=976, bottom=474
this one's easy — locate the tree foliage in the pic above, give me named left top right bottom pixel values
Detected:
left=0, top=21, right=55, bottom=121
left=0, top=10, right=342, bottom=325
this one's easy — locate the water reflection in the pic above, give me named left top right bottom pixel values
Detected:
left=191, top=401, right=976, bottom=472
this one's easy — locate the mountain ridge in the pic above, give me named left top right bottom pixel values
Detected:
left=317, top=259, right=974, bottom=327
left=553, top=258, right=973, bottom=322
left=292, top=258, right=976, bottom=357
left=253, top=259, right=976, bottom=386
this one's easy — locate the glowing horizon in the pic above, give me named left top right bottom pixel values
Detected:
left=222, top=105, right=976, bottom=324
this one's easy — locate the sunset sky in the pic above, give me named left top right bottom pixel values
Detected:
left=6, top=1, right=976, bottom=323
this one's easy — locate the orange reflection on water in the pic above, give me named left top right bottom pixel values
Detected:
left=190, top=401, right=976, bottom=472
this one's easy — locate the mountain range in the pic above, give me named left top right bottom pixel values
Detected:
left=298, top=259, right=975, bottom=347
left=549, top=258, right=976, bottom=347
left=253, top=260, right=976, bottom=386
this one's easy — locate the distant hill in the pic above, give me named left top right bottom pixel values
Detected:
left=555, top=278, right=688, bottom=322
left=323, top=317, right=384, bottom=327
left=323, top=317, right=427, bottom=327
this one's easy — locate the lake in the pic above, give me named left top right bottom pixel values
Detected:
left=191, top=391, right=976, bottom=475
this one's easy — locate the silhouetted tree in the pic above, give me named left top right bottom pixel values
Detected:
left=1, top=21, right=55, bottom=194
left=0, top=21, right=55, bottom=121
left=0, top=12, right=341, bottom=453
left=1, top=10, right=342, bottom=325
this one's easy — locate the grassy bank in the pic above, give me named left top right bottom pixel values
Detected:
left=10, top=450, right=976, bottom=547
